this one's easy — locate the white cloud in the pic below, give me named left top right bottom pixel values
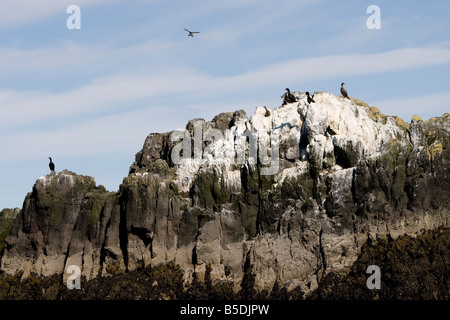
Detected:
left=1, top=44, right=450, bottom=131
left=0, top=42, right=107, bottom=75
left=1, top=107, right=169, bottom=162
left=0, top=66, right=209, bottom=129
left=0, top=39, right=180, bottom=77
left=0, top=98, right=254, bottom=166
left=231, top=46, right=450, bottom=85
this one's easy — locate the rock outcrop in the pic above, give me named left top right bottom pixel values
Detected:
left=0, top=208, right=20, bottom=253
left=0, top=170, right=118, bottom=283
left=1, top=91, right=449, bottom=296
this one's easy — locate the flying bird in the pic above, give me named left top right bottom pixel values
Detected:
left=306, top=92, right=315, bottom=104
left=48, top=157, right=55, bottom=172
left=184, top=28, right=200, bottom=37
left=340, top=82, right=349, bottom=99
left=281, top=88, right=296, bottom=105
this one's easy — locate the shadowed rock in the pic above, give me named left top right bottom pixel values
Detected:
left=1, top=93, right=449, bottom=298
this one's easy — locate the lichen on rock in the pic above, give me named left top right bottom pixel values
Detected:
left=1, top=92, right=449, bottom=299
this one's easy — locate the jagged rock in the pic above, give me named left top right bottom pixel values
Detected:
left=0, top=208, right=20, bottom=252
left=0, top=93, right=449, bottom=298
left=0, top=170, right=119, bottom=282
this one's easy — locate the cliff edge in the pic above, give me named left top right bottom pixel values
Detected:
left=1, top=91, right=449, bottom=297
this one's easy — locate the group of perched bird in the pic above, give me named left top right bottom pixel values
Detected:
left=45, top=28, right=350, bottom=174
left=47, top=80, right=350, bottom=173
left=184, top=28, right=350, bottom=104
left=282, top=83, right=349, bottom=105
left=184, top=28, right=350, bottom=103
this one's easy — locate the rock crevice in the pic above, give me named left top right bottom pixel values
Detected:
left=1, top=93, right=449, bottom=296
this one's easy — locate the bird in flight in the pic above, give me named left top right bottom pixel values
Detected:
left=184, top=28, right=200, bottom=37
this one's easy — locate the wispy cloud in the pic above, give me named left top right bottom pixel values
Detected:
left=1, top=44, right=450, bottom=131
left=0, top=40, right=181, bottom=81
left=1, top=107, right=169, bottom=161
left=0, top=67, right=209, bottom=130
left=0, top=98, right=265, bottom=169
left=238, top=45, right=450, bottom=83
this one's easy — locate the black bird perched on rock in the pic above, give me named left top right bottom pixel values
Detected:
left=184, top=28, right=200, bottom=37
left=282, top=88, right=296, bottom=105
left=48, top=157, right=55, bottom=172
left=340, top=82, right=349, bottom=99
left=326, top=126, right=337, bottom=136
left=263, top=106, right=271, bottom=117
left=306, top=91, right=315, bottom=104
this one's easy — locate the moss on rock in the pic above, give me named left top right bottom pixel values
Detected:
left=366, top=106, right=387, bottom=124
left=0, top=208, right=20, bottom=252
left=193, top=170, right=229, bottom=210
left=412, top=114, right=423, bottom=122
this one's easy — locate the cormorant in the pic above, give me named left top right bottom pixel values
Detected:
left=340, top=83, right=349, bottom=99
left=48, top=157, right=55, bottom=172
left=306, top=92, right=315, bottom=104
left=184, top=28, right=200, bottom=37
left=263, top=106, right=271, bottom=117
left=282, top=88, right=296, bottom=105
left=326, top=126, right=337, bottom=136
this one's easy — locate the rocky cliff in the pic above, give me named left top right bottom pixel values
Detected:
left=1, top=91, right=449, bottom=297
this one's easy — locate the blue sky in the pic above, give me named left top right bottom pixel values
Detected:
left=1, top=0, right=449, bottom=209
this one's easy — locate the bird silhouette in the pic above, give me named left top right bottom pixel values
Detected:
left=306, top=92, right=315, bottom=104
left=48, top=157, right=55, bottom=172
left=184, top=28, right=200, bottom=37
left=326, top=126, right=337, bottom=136
left=340, top=83, right=349, bottom=99
left=281, top=88, right=296, bottom=105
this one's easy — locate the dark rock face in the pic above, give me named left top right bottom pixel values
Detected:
left=310, top=227, right=450, bottom=300
left=0, top=209, right=20, bottom=252
left=0, top=170, right=120, bottom=281
left=0, top=93, right=449, bottom=298
left=1, top=229, right=448, bottom=300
